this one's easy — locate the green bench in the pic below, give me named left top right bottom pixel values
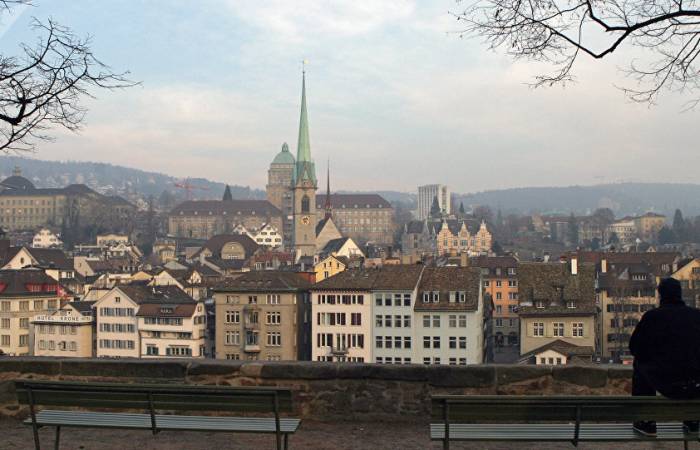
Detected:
left=431, top=395, right=700, bottom=449
left=15, top=380, right=300, bottom=450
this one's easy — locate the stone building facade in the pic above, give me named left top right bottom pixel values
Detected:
left=315, top=194, right=394, bottom=245
left=32, top=301, right=94, bottom=357
left=213, top=271, right=312, bottom=361
left=168, top=199, right=283, bottom=240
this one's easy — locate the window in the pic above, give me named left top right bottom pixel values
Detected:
left=508, top=280, right=517, bottom=287
left=226, top=310, right=240, bottom=324
left=267, top=294, right=280, bottom=305
left=458, top=315, right=467, bottom=328
left=449, top=336, right=457, bottom=349
left=19, top=318, right=28, bottom=329
left=432, top=315, right=440, bottom=328
left=375, top=295, right=382, bottom=306
left=301, top=195, right=310, bottom=213
left=422, top=315, right=430, bottom=328
left=351, top=313, right=362, bottom=326
left=376, top=336, right=383, bottom=348
left=423, top=357, right=431, bottom=365
left=403, top=315, right=411, bottom=328
left=495, top=318, right=503, bottom=327
left=225, top=331, right=240, bottom=345
left=19, top=335, right=28, bottom=346
left=404, top=336, right=411, bottom=349
left=394, top=315, right=402, bottom=328
left=19, top=301, right=29, bottom=311
left=0, top=318, right=8, bottom=329
left=266, top=332, right=281, bottom=347
left=1, top=335, right=9, bottom=346
left=146, top=345, right=159, bottom=356
left=266, top=311, right=281, bottom=325
left=403, top=294, right=411, bottom=306
left=459, top=337, right=466, bottom=349
left=384, top=315, right=392, bottom=327
left=432, top=336, right=440, bottom=349
left=496, top=281, right=502, bottom=287
left=553, top=322, right=564, bottom=337
left=449, top=315, right=457, bottom=328
left=533, top=322, right=545, bottom=336
left=495, top=292, right=502, bottom=300
left=375, top=315, right=383, bottom=327
left=572, top=322, right=584, bottom=337
left=423, top=336, right=430, bottom=349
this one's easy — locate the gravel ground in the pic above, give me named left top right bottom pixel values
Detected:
left=1, top=418, right=696, bottom=450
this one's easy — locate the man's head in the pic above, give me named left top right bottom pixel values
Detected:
left=657, top=277, right=684, bottom=305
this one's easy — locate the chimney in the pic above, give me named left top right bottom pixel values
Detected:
left=571, top=256, right=578, bottom=275
left=601, top=258, right=607, bottom=273
left=543, top=252, right=550, bottom=263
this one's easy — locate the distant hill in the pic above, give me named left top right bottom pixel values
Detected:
left=0, top=156, right=265, bottom=202
left=456, top=183, right=700, bottom=217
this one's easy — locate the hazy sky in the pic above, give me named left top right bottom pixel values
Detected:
left=0, top=1, right=697, bottom=194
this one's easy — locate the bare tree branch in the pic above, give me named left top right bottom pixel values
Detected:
left=455, top=0, right=700, bottom=105
left=0, top=8, right=137, bottom=152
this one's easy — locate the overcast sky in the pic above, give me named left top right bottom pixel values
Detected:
left=0, top=1, right=697, bottom=194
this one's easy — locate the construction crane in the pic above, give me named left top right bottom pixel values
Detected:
left=173, top=178, right=209, bottom=200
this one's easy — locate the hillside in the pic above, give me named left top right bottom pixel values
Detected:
left=0, top=156, right=265, bottom=201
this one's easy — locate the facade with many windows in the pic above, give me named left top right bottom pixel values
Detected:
left=0, top=269, right=61, bottom=356
left=311, top=265, right=486, bottom=365
left=32, top=301, right=94, bottom=357
left=213, top=271, right=311, bottom=361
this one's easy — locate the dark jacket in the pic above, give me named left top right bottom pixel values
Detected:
left=629, top=300, right=700, bottom=384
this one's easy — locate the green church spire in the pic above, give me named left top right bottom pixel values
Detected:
left=293, top=70, right=316, bottom=186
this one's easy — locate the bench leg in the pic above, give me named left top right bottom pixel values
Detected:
left=443, top=437, right=449, bottom=450
left=54, top=426, right=60, bottom=450
left=284, top=433, right=289, bottom=450
left=31, top=424, right=41, bottom=450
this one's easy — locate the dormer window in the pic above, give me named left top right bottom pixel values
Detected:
left=160, top=307, right=173, bottom=314
left=535, top=300, right=545, bottom=309
left=422, top=292, right=430, bottom=303
left=567, top=301, right=576, bottom=309
left=432, top=291, right=440, bottom=303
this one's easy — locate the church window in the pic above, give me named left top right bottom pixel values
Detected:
left=301, top=196, right=310, bottom=213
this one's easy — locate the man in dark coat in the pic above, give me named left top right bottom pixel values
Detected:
left=629, top=277, right=700, bottom=436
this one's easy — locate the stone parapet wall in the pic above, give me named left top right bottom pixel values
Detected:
left=0, top=358, right=633, bottom=420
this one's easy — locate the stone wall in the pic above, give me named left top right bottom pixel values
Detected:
left=0, top=358, right=633, bottom=421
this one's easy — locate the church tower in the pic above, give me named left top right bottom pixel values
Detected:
left=292, top=70, right=317, bottom=257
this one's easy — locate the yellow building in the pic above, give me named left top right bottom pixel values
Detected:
left=634, top=212, right=666, bottom=242
left=32, top=301, right=94, bottom=357
left=518, top=260, right=596, bottom=357
left=671, top=258, right=700, bottom=308
left=0, top=269, right=62, bottom=356
left=315, top=254, right=347, bottom=282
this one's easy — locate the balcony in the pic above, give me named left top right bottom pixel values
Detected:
left=243, top=321, right=259, bottom=330
left=243, top=344, right=260, bottom=353
left=331, top=346, right=348, bottom=356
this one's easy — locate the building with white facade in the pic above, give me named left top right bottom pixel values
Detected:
left=32, top=301, right=95, bottom=357
left=418, top=184, right=450, bottom=219
left=94, top=284, right=201, bottom=358
left=32, top=229, right=63, bottom=249
left=311, top=265, right=487, bottom=365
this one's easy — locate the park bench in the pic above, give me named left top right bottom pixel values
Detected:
left=431, top=395, right=700, bottom=450
left=15, top=380, right=300, bottom=450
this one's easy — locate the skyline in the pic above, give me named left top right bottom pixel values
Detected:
left=0, top=1, right=697, bottom=193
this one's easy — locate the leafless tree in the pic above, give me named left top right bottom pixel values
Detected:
left=0, top=0, right=136, bottom=152
left=455, top=0, right=700, bottom=106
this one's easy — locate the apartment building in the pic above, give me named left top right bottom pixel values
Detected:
left=213, top=271, right=312, bottom=361
left=414, top=267, right=486, bottom=365
left=518, top=259, right=596, bottom=359
left=417, top=184, right=450, bottom=219
left=672, top=258, right=700, bottom=308
left=94, top=284, right=198, bottom=358
left=32, top=301, right=95, bottom=357
left=311, top=265, right=487, bottom=365
left=138, top=297, right=207, bottom=358
left=471, top=256, right=519, bottom=361
left=0, top=269, right=62, bottom=356
left=598, top=262, right=656, bottom=362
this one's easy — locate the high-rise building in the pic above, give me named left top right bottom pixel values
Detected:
left=292, top=71, right=317, bottom=257
left=417, top=184, right=450, bottom=219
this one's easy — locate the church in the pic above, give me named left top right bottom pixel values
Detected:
left=265, top=71, right=348, bottom=259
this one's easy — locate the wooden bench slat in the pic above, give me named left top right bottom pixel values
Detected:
left=26, top=410, right=301, bottom=433
left=430, top=423, right=700, bottom=442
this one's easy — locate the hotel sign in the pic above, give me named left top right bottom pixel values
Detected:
left=32, top=315, right=92, bottom=324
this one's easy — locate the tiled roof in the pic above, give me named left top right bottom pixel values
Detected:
left=0, top=269, right=60, bottom=296
left=3, top=247, right=72, bottom=270
left=195, top=234, right=259, bottom=259
left=117, top=284, right=194, bottom=305
left=315, top=194, right=391, bottom=210
left=520, top=339, right=594, bottom=359
left=68, top=301, right=95, bottom=314
left=322, top=237, right=351, bottom=254
left=214, top=271, right=311, bottom=292
left=518, top=262, right=596, bottom=316
left=313, top=266, right=423, bottom=291
left=470, top=256, right=518, bottom=270
left=414, top=267, right=481, bottom=312
left=169, top=200, right=282, bottom=217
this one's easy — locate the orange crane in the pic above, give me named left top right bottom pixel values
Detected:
left=173, top=178, right=209, bottom=200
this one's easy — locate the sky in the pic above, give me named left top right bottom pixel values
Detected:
left=0, top=0, right=697, bottom=194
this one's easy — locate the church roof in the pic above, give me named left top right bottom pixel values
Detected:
left=170, top=200, right=282, bottom=217
left=0, top=175, right=35, bottom=192
left=293, top=72, right=317, bottom=186
left=272, top=143, right=295, bottom=165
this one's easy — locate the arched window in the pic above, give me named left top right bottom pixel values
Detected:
left=301, top=195, right=310, bottom=213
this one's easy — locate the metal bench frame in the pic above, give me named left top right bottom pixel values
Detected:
left=15, top=380, right=299, bottom=450
left=431, top=395, right=700, bottom=450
